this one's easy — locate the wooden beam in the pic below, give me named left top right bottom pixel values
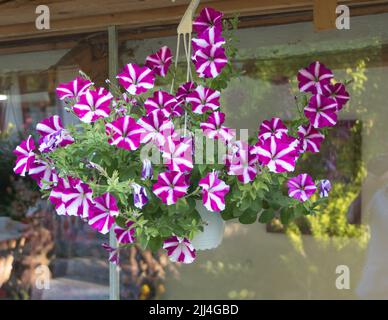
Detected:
left=0, top=0, right=314, bottom=42
left=0, top=0, right=388, bottom=46
left=314, top=0, right=338, bottom=31
left=0, top=0, right=324, bottom=40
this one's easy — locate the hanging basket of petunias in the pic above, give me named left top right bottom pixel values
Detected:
left=13, top=7, right=349, bottom=265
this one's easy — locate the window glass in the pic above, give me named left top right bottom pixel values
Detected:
left=0, top=33, right=110, bottom=300
left=117, top=13, right=388, bottom=299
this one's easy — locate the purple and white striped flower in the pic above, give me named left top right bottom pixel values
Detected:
left=131, top=183, right=148, bottom=209
left=287, top=173, right=317, bottom=202
left=298, top=124, right=325, bottom=153
left=304, top=94, right=338, bottom=128
left=199, top=171, right=230, bottom=212
left=163, top=236, right=196, bottom=264
left=88, top=192, right=119, bottom=234
left=175, top=83, right=195, bottom=107
left=144, top=90, right=178, bottom=117
left=170, top=102, right=184, bottom=118
left=117, top=63, right=155, bottom=95
left=192, top=28, right=225, bottom=60
left=137, top=109, right=175, bottom=148
left=13, top=135, right=36, bottom=177
left=102, top=243, right=119, bottom=265
left=252, top=137, right=297, bottom=173
left=297, top=61, right=334, bottom=95
left=141, top=159, right=153, bottom=180
left=73, top=88, right=113, bottom=123
left=319, top=179, right=332, bottom=198
left=152, top=171, right=189, bottom=205
left=56, top=77, right=93, bottom=101
left=145, top=46, right=172, bottom=77
left=200, top=111, right=235, bottom=144
left=176, top=81, right=196, bottom=104
left=186, top=85, right=220, bottom=114
left=114, top=221, right=136, bottom=244
left=62, top=180, right=94, bottom=218
left=258, top=117, right=288, bottom=141
left=36, top=115, right=74, bottom=152
left=226, top=142, right=259, bottom=184
left=193, top=7, right=223, bottom=35
left=29, top=159, right=58, bottom=190
left=106, top=116, right=143, bottom=151
left=322, top=83, right=350, bottom=110
left=161, top=136, right=193, bottom=173
left=194, top=46, right=228, bottom=78
left=49, top=177, right=79, bottom=216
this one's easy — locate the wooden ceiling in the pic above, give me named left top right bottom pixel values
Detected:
left=0, top=0, right=388, bottom=43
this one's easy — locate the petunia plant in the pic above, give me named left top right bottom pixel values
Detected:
left=13, top=7, right=350, bottom=264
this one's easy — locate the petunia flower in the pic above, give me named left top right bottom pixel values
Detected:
left=161, top=135, right=193, bottom=173
left=252, top=137, right=298, bottom=173
left=321, top=83, right=350, bottom=110
left=36, top=115, right=74, bottom=153
left=106, top=116, right=144, bottom=151
left=176, top=81, right=196, bottom=105
left=152, top=171, right=189, bottom=205
left=131, top=183, right=148, bottom=209
left=137, top=109, right=175, bottom=148
left=13, top=135, right=36, bottom=176
left=226, top=141, right=259, bottom=184
left=29, top=159, right=59, bottom=190
left=88, top=192, right=119, bottom=234
left=298, top=124, right=325, bottom=153
left=319, top=179, right=332, bottom=198
left=114, top=221, right=136, bottom=244
left=304, top=94, right=338, bottom=128
left=258, top=117, right=288, bottom=141
left=141, top=159, right=153, bottom=180
left=145, top=46, right=172, bottom=77
left=186, top=85, right=220, bottom=114
left=192, top=27, right=225, bottom=60
left=170, top=103, right=184, bottom=118
left=116, top=63, right=155, bottom=95
left=163, top=236, right=196, bottom=264
left=49, top=177, right=79, bottom=216
left=144, top=90, right=178, bottom=117
left=73, top=88, right=113, bottom=123
left=199, top=171, right=230, bottom=212
left=297, top=61, right=334, bottom=95
left=101, top=243, right=120, bottom=265
left=62, top=180, right=94, bottom=218
left=194, top=46, right=228, bottom=78
left=56, top=77, right=93, bottom=101
left=287, top=173, right=317, bottom=202
left=200, top=111, right=235, bottom=144
left=193, top=7, right=223, bottom=35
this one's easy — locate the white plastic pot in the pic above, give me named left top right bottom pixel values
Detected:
left=191, top=200, right=225, bottom=251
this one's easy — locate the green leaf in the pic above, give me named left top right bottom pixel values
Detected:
left=198, top=164, right=207, bottom=175
left=238, top=209, right=258, bottom=224
left=138, top=234, right=149, bottom=250
left=175, top=198, right=189, bottom=213
left=148, top=236, right=163, bottom=252
left=280, top=208, right=294, bottom=225
left=258, top=209, right=275, bottom=223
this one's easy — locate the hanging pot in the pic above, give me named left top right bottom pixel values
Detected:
left=191, top=200, right=225, bottom=251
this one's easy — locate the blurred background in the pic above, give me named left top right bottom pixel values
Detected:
left=1, top=0, right=388, bottom=300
